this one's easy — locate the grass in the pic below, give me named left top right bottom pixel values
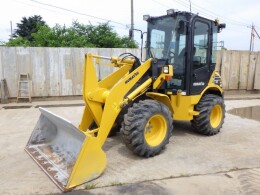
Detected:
left=84, top=181, right=123, bottom=190
left=85, top=183, right=97, bottom=190
left=110, top=181, right=123, bottom=186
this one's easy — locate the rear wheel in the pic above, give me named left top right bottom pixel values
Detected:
left=191, top=94, right=225, bottom=135
left=121, top=99, right=173, bottom=157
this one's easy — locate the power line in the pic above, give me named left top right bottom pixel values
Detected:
left=13, top=0, right=76, bottom=18
left=150, top=0, right=257, bottom=49
left=30, top=0, right=129, bottom=28
left=151, top=0, right=170, bottom=8
left=14, top=0, right=131, bottom=32
left=154, top=0, right=251, bottom=29
left=224, top=28, right=249, bottom=34
left=169, top=0, right=191, bottom=10
left=181, top=0, right=249, bottom=26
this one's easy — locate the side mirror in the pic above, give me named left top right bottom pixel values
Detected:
left=218, top=23, right=226, bottom=33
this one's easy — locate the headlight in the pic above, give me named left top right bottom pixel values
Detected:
left=167, top=9, right=177, bottom=16
left=163, top=66, right=169, bottom=74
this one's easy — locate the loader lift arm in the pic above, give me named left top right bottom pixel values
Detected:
left=79, top=53, right=153, bottom=146
left=64, top=53, right=156, bottom=190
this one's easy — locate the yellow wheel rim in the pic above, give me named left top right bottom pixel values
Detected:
left=144, top=114, right=167, bottom=147
left=210, top=104, right=222, bottom=128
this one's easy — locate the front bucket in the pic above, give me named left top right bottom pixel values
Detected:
left=25, top=108, right=106, bottom=191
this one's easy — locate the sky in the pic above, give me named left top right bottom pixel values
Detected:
left=1, top=0, right=260, bottom=51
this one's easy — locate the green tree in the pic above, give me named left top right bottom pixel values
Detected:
left=71, top=21, right=138, bottom=48
left=32, top=24, right=91, bottom=47
left=6, top=17, right=138, bottom=48
left=5, top=37, right=30, bottom=46
left=13, top=15, right=46, bottom=42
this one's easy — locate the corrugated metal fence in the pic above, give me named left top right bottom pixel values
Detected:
left=0, top=47, right=259, bottom=98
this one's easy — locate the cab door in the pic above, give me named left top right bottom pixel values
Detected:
left=190, top=19, right=211, bottom=95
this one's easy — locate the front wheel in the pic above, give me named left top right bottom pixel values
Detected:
left=191, top=94, right=225, bottom=136
left=120, top=99, right=173, bottom=157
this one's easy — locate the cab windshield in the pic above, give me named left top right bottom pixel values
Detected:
left=146, top=15, right=187, bottom=89
left=147, top=15, right=187, bottom=65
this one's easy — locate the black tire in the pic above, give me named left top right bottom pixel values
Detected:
left=108, top=105, right=131, bottom=136
left=121, top=99, right=173, bottom=157
left=107, top=123, right=120, bottom=137
left=191, top=94, right=225, bottom=136
left=112, top=95, right=149, bottom=136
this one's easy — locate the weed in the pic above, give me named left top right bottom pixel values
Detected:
left=85, top=183, right=97, bottom=190
left=110, top=181, right=122, bottom=186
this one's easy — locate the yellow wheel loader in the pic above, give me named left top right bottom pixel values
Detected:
left=25, top=9, right=226, bottom=191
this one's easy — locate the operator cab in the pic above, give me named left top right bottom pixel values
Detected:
left=144, top=9, right=225, bottom=95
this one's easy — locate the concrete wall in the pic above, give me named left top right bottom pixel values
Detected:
left=0, top=47, right=142, bottom=97
left=0, top=47, right=259, bottom=98
left=216, top=50, right=260, bottom=90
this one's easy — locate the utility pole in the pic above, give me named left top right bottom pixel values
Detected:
left=249, top=24, right=254, bottom=52
left=10, top=21, right=13, bottom=39
left=130, top=0, right=134, bottom=39
left=249, top=24, right=260, bottom=52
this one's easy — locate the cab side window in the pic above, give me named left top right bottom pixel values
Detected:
left=193, top=21, right=209, bottom=69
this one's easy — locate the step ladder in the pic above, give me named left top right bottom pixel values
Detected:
left=17, top=73, right=31, bottom=103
